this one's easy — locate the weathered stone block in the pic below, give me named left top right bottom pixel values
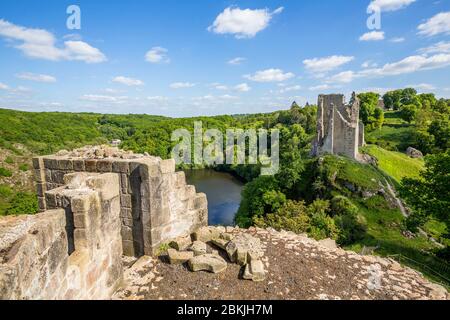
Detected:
left=120, top=195, right=132, bottom=208
left=57, top=159, right=73, bottom=171
left=85, top=160, right=97, bottom=172
left=36, top=183, right=46, bottom=197
left=121, top=226, right=133, bottom=241
left=86, top=173, right=120, bottom=201
left=167, top=249, right=194, bottom=264
left=96, top=160, right=113, bottom=172
left=169, top=235, right=192, bottom=251
left=188, top=254, right=227, bottom=273
left=160, top=159, right=175, bottom=174
left=112, top=161, right=130, bottom=174
left=32, top=157, right=43, bottom=170
left=73, top=160, right=85, bottom=172
left=43, top=158, right=58, bottom=170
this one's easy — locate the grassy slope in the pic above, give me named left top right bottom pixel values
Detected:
left=322, top=155, right=448, bottom=286
left=366, top=111, right=416, bottom=152
left=362, top=145, right=424, bottom=183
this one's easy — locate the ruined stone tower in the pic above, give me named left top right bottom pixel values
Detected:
left=312, top=93, right=365, bottom=160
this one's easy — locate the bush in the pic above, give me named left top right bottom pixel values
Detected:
left=5, top=192, right=38, bottom=215
left=0, top=167, right=12, bottom=177
left=19, top=163, right=29, bottom=171
left=253, top=200, right=310, bottom=234
left=334, top=212, right=367, bottom=245
left=309, top=212, right=339, bottom=240
left=330, top=196, right=358, bottom=216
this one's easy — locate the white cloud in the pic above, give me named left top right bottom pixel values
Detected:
left=210, top=83, right=229, bottom=90
left=228, top=57, right=246, bottom=65
left=360, top=53, right=450, bottom=76
left=244, top=68, right=294, bottom=82
left=359, top=31, right=385, bottom=41
left=170, top=82, right=196, bottom=89
left=145, top=47, right=170, bottom=63
left=0, top=19, right=106, bottom=63
left=327, top=71, right=357, bottom=84
left=112, top=76, right=144, bottom=86
left=234, top=83, right=251, bottom=92
left=80, top=94, right=129, bottom=103
left=303, top=55, right=354, bottom=73
left=208, top=6, right=283, bottom=39
left=418, top=41, right=450, bottom=54
left=390, top=37, right=405, bottom=43
left=406, top=83, right=436, bottom=91
left=0, top=82, right=10, bottom=90
left=368, top=0, right=416, bottom=12
left=361, top=60, right=378, bottom=68
left=15, top=72, right=56, bottom=83
left=418, top=12, right=450, bottom=37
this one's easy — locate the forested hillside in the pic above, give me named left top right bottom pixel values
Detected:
left=0, top=88, right=449, bottom=285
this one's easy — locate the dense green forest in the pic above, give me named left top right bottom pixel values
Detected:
left=0, top=88, right=449, bottom=285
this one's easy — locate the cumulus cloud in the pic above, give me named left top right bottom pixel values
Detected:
left=234, top=83, right=251, bottom=92
left=390, top=37, right=405, bottom=43
left=360, top=53, right=450, bottom=76
left=361, top=61, right=378, bottom=68
left=170, top=82, right=196, bottom=89
left=417, top=12, right=450, bottom=37
left=147, top=96, right=169, bottom=102
left=112, top=76, right=144, bottom=86
left=0, top=82, right=9, bottom=90
left=244, top=68, right=294, bottom=82
left=0, top=19, right=106, bottom=63
left=145, top=47, right=170, bottom=63
left=228, top=57, right=246, bottom=65
left=418, top=41, right=450, bottom=54
left=368, top=0, right=416, bottom=12
left=208, top=6, right=283, bottom=39
left=359, top=31, right=385, bottom=41
left=15, top=72, right=56, bottom=83
left=303, top=55, right=354, bottom=73
left=327, top=71, right=357, bottom=84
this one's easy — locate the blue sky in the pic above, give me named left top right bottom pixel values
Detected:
left=0, top=0, right=449, bottom=117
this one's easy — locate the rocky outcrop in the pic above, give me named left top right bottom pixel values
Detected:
left=406, top=147, right=424, bottom=158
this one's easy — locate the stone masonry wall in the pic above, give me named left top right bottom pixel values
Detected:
left=0, top=172, right=123, bottom=300
left=312, top=93, right=363, bottom=160
left=33, top=146, right=208, bottom=257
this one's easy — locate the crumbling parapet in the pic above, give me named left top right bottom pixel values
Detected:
left=312, top=93, right=364, bottom=160
left=0, top=172, right=123, bottom=300
left=32, top=146, right=208, bottom=257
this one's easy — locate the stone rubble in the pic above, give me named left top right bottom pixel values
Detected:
left=114, top=226, right=449, bottom=300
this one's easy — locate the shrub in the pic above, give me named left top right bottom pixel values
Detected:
left=5, top=192, right=38, bottom=215
left=0, top=167, right=12, bottom=177
left=309, top=212, right=339, bottom=240
left=253, top=200, right=310, bottom=234
left=19, top=163, right=29, bottom=171
left=334, top=212, right=367, bottom=245
left=330, top=195, right=358, bottom=216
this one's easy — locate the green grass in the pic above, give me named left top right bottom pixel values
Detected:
left=366, top=111, right=416, bottom=152
left=322, top=155, right=385, bottom=191
left=346, top=196, right=450, bottom=288
left=362, top=145, right=424, bottom=183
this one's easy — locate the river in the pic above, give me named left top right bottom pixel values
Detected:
left=184, top=169, right=244, bottom=226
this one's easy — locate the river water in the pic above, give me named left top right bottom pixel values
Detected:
left=184, top=169, right=244, bottom=226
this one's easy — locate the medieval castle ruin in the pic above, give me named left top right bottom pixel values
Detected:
left=0, top=147, right=207, bottom=299
left=312, top=93, right=365, bottom=160
left=0, top=95, right=448, bottom=300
